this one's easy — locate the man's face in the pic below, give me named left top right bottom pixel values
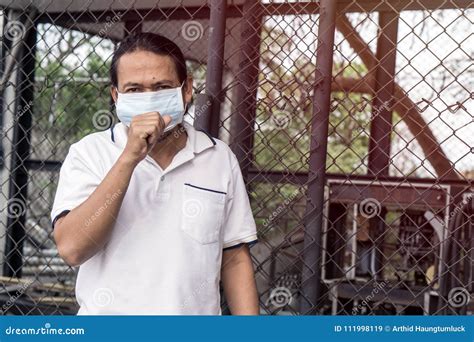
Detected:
left=111, top=49, right=192, bottom=104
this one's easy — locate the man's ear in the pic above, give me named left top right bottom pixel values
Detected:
left=184, top=76, right=193, bottom=105
left=110, top=86, right=118, bottom=103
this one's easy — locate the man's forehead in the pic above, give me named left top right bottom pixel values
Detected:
left=116, top=51, right=178, bottom=84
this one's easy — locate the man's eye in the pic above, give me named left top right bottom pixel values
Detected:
left=156, top=85, right=173, bottom=91
left=126, top=88, right=139, bottom=93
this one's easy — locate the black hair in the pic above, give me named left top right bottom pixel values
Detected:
left=110, top=32, right=187, bottom=88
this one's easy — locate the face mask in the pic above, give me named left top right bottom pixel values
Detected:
left=115, top=83, right=185, bottom=132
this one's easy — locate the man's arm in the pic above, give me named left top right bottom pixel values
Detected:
left=221, top=245, right=259, bottom=315
left=54, top=113, right=170, bottom=267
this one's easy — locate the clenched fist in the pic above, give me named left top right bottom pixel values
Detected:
left=121, top=112, right=171, bottom=165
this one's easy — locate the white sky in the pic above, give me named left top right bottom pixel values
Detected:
left=262, top=9, right=473, bottom=175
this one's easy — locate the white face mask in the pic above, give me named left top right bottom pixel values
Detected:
left=115, top=83, right=186, bottom=132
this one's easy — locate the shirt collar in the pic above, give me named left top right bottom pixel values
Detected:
left=182, top=121, right=216, bottom=154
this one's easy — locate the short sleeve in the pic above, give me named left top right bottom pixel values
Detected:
left=50, top=144, right=102, bottom=227
left=222, top=155, right=258, bottom=249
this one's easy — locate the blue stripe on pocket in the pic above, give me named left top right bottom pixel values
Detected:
left=184, top=183, right=227, bottom=195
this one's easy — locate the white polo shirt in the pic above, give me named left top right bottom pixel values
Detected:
left=51, top=121, right=258, bottom=315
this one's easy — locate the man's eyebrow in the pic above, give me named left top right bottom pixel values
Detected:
left=122, top=80, right=176, bottom=88
left=122, top=82, right=142, bottom=88
left=151, top=80, right=175, bottom=86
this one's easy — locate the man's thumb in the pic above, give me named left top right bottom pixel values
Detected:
left=162, top=115, right=172, bottom=126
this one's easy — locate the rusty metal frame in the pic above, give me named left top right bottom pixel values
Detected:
left=193, top=0, right=227, bottom=137
left=35, top=1, right=473, bottom=25
left=367, top=10, right=399, bottom=177
left=2, top=9, right=37, bottom=278
left=300, top=0, right=338, bottom=314
left=230, top=0, right=264, bottom=179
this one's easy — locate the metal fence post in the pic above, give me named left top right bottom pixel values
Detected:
left=3, top=10, right=37, bottom=277
left=230, top=0, right=263, bottom=179
left=300, top=0, right=337, bottom=314
left=368, top=11, right=399, bottom=176
left=0, top=12, right=5, bottom=171
left=367, top=11, right=399, bottom=279
left=193, top=0, right=227, bottom=137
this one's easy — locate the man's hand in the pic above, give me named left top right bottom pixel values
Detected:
left=122, top=112, right=171, bottom=165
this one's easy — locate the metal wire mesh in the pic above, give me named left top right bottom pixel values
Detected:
left=0, top=0, right=472, bottom=315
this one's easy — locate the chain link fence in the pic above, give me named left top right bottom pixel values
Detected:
left=0, top=0, right=472, bottom=315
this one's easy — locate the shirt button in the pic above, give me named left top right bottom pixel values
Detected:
left=160, top=176, right=165, bottom=181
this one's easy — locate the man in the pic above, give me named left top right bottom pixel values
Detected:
left=51, top=33, right=259, bottom=315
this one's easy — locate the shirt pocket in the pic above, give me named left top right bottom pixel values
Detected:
left=181, top=183, right=226, bottom=244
